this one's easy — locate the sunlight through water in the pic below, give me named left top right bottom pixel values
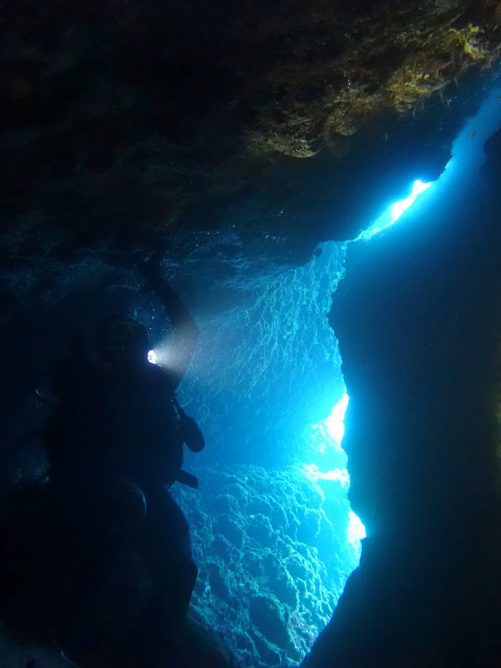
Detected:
left=356, top=179, right=433, bottom=241
left=165, top=84, right=501, bottom=668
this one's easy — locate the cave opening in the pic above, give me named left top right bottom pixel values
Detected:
left=150, top=238, right=359, bottom=667
left=145, top=84, right=500, bottom=668
left=0, top=82, right=498, bottom=668
left=139, top=183, right=424, bottom=667
left=0, top=2, right=500, bottom=664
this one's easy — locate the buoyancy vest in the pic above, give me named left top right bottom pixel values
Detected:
left=46, top=359, right=186, bottom=491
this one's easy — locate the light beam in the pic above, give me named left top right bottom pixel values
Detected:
left=357, top=179, right=433, bottom=241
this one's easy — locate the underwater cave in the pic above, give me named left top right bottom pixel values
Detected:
left=1, top=2, right=501, bottom=667
left=170, top=85, right=501, bottom=667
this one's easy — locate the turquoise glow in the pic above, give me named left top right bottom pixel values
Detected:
left=356, top=86, right=501, bottom=245
left=347, top=510, right=367, bottom=545
left=172, top=86, right=501, bottom=668
left=323, top=392, right=350, bottom=446
left=310, top=392, right=350, bottom=455
left=306, top=390, right=367, bottom=549
left=389, top=179, right=432, bottom=222
left=357, top=178, right=433, bottom=241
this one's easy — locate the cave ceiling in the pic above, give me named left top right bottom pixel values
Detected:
left=1, top=0, right=500, bottom=278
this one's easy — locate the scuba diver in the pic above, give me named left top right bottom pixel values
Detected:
left=2, top=256, right=205, bottom=664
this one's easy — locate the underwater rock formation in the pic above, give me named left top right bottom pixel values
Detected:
left=303, top=91, right=501, bottom=667
left=1, top=2, right=501, bottom=667
left=0, top=626, right=76, bottom=668
left=173, top=464, right=361, bottom=667
left=2, top=0, right=500, bottom=272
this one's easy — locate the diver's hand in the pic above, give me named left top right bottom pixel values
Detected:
left=134, top=251, right=199, bottom=391
left=135, top=253, right=185, bottom=309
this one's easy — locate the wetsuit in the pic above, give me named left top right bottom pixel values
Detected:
left=45, top=352, right=197, bottom=625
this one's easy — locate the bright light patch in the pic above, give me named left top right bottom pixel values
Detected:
left=148, top=337, right=190, bottom=373
left=311, top=392, right=350, bottom=454
left=357, top=179, right=433, bottom=241
left=347, top=510, right=366, bottom=544
left=303, top=463, right=350, bottom=486
left=389, top=179, right=432, bottom=223
left=324, top=392, right=349, bottom=445
left=147, top=344, right=176, bottom=368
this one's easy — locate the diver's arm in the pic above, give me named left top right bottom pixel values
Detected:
left=138, top=258, right=199, bottom=388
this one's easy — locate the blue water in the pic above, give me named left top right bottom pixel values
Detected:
left=157, top=237, right=360, bottom=665
left=153, top=84, right=501, bottom=667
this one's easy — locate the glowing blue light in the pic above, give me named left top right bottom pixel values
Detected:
left=147, top=349, right=158, bottom=364
left=389, top=179, right=432, bottom=223
left=311, top=392, right=350, bottom=455
left=324, top=392, right=350, bottom=445
left=347, top=510, right=366, bottom=544
left=357, top=179, right=433, bottom=241
left=303, top=463, right=350, bottom=486
left=307, top=391, right=367, bottom=544
left=356, top=87, right=501, bottom=245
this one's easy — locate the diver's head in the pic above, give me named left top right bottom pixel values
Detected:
left=97, top=315, right=150, bottom=367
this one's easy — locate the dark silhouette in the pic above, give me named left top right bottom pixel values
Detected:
left=0, top=257, right=205, bottom=665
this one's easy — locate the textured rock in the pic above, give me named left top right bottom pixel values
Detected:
left=303, top=89, right=501, bottom=667
left=0, top=626, right=76, bottom=667
left=1, top=1, right=499, bottom=273
left=173, top=464, right=361, bottom=667
left=1, top=3, right=501, bottom=666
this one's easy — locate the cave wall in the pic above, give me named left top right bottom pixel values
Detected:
left=2, top=0, right=500, bottom=269
left=2, top=3, right=501, bottom=665
left=303, top=114, right=501, bottom=665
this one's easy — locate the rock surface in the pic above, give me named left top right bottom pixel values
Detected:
left=303, top=89, right=501, bottom=667
left=174, top=464, right=361, bottom=667
left=1, top=2, right=501, bottom=667
left=1, top=1, right=500, bottom=269
left=0, top=626, right=77, bottom=667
